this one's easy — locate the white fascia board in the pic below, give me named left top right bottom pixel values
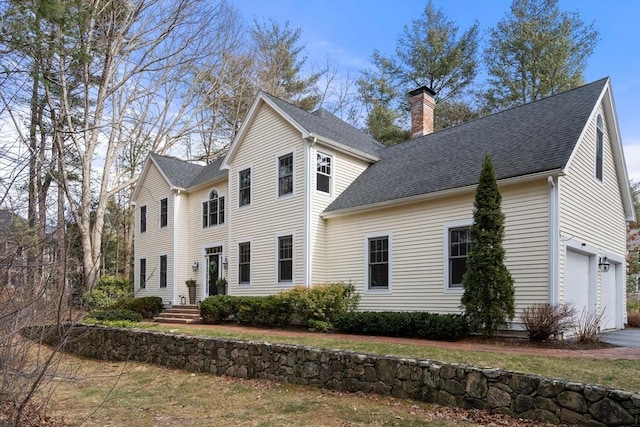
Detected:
left=309, top=133, right=379, bottom=163
left=221, top=93, right=310, bottom=170
left=562, top=80, right=635, bottom=222
left=321, top=169, right=562, bottom=219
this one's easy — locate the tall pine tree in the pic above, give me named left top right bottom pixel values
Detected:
left=461, top=155, right=515, bottom=336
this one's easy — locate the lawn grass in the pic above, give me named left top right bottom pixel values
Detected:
left=137, top=323, right=640, bottom=392
left=42, top=350, right=494, bottom=426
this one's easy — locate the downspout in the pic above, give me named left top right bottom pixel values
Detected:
left=548, top=176, right=559, bottom=304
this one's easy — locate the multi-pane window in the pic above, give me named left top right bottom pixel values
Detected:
left=449, top=226, right=471, bottom=288
left=596, top=115, right=604, bottom=182
left=239, top=169, right=251, bottom=207
left=160, top=198, right=168, bottom=227
left=278, top=235, right=293, bottom=282
left=159, top=255, right=167, bottom=288
left=139, top=258, right=146, bottom=289
left=316, top=153, right=332, bottom=193
left=140, top=206, right=147, bottom=233
left=238, top=242, right=251, bottom=284
left=368, top=236, right=389, bottom=289
left=202, top=190, right=225, bottom=227
left=278, top=153, right=293, bottom=196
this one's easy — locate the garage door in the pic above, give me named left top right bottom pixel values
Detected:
left=600, top=262, right=618, bottom=330
left=565, top=249, right=591, bottom=316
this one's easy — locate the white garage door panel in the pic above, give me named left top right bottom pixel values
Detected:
left=565, top=250, right=590, bottom=316
left=601, top=263, right=617, bottom=330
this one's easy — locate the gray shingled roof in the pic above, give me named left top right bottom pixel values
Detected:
left=188, top=155, right=228, bottom=188
left=326, top=78, right=608, bottom=213
left=263, top=93, right=383, bottom=157
left=149, top=153, right=227, bottom=190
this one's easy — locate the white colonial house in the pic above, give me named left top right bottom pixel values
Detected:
left=131, top=78, right=636, bottom=330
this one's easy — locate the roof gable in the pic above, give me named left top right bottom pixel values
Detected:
left=131, top=153, right=228, bottom=202
left=222, top=92, right=382, bottom=169
left=325, top=78, right=612, bottom=214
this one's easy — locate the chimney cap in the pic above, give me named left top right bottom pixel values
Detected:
left=409, top=86, right=436, bottom=98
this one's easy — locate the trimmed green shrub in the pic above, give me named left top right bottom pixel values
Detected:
left=84, top=275, right=132, bottom=310
left=118, top=297, right=164, bottom=319
left=88, top=308, right=142, bottom=322
left=200, top=295, right=237, bottom=324
left=199, top=283, right=359, bottom=329
left=286, top=283, right=360, bottom=326
left=334, top=311, right=469, bottom=341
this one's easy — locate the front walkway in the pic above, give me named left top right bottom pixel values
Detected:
left=160, top=323, right=640, bottom=360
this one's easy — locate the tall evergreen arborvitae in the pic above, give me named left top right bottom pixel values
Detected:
left=461, top=155, right=515, bottom=336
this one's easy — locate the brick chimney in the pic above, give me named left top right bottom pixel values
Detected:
left=409, top=86, right=436, bottom=138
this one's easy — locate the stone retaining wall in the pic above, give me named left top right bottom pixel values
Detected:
left=31, top=325, right=639, bottom=426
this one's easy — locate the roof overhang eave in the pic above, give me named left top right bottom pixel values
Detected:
left=308, top=133, right=380, bottom=162
left=321, top=169, right=564, bottom=219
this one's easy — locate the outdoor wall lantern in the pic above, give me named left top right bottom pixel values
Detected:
left=191, top=261, right=199, bottom=272
left=222, top=257, right=228, bottom=270
left=598, top=256, right=610, bottom=273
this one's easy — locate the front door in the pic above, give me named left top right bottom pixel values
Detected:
left=208, top=254, right=219, bottom=296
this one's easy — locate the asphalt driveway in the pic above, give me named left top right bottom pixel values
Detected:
left=600, top=328, right=640, bottom=347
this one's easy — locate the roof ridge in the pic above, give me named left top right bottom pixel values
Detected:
left=381, top=77, right=610, bottom=153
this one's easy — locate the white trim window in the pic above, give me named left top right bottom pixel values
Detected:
left=316, top=152, right=332, bottom=194
left=139, top=258, right=146, bottom=289
left=238, top=242, right=251, bottom=285
left=448, top=226, right=471, bottom=289
left=159, top=255, right=167, bottom=288
left=278, top=235, right=293, bottom=283
left=160, top=198, right=168, bottom=228
left=366, top=234, right=391, bottom=291
left=139, top=205, right=147, bottom=233
left=595, top=114, right=604, bottom=182
left=239, top=168, right=251, bottom=207
left=278, top=153, right=294, bottom=197
left=202, top=190, right=225, bottom=227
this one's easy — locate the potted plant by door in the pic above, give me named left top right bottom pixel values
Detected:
left=215, top=277, right=227, bottom=295
left=186, top=279, right=197, bottom=304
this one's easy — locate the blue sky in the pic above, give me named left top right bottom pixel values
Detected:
left=231, top=0, right=640, bottom=182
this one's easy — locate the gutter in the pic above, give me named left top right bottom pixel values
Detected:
left=321, top=169, right=564, bottom=219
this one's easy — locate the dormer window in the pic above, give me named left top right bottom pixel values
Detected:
left=202, top=190, right=225, bottom=227
left=595, top=115, right=603, bottom=182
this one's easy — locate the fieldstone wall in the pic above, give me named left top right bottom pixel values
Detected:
left=29, top=325, right=639, bottom=426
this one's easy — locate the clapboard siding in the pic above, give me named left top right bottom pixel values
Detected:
left=228, top=104, right=304, bottom=295
left=310, top=145, right=372, bottom=284
left=134, top=163, right=174, bottom=303
left=558, top=102, right=627, bottom=307
left=325, top=180, right=550, bottom=314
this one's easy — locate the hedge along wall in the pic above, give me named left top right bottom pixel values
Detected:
left=29, top=325, right=639, bottom=426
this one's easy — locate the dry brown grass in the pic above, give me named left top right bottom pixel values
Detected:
left=17, top=343, right=557, bottom=427
left=628, top=312, right=640, bottom=327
